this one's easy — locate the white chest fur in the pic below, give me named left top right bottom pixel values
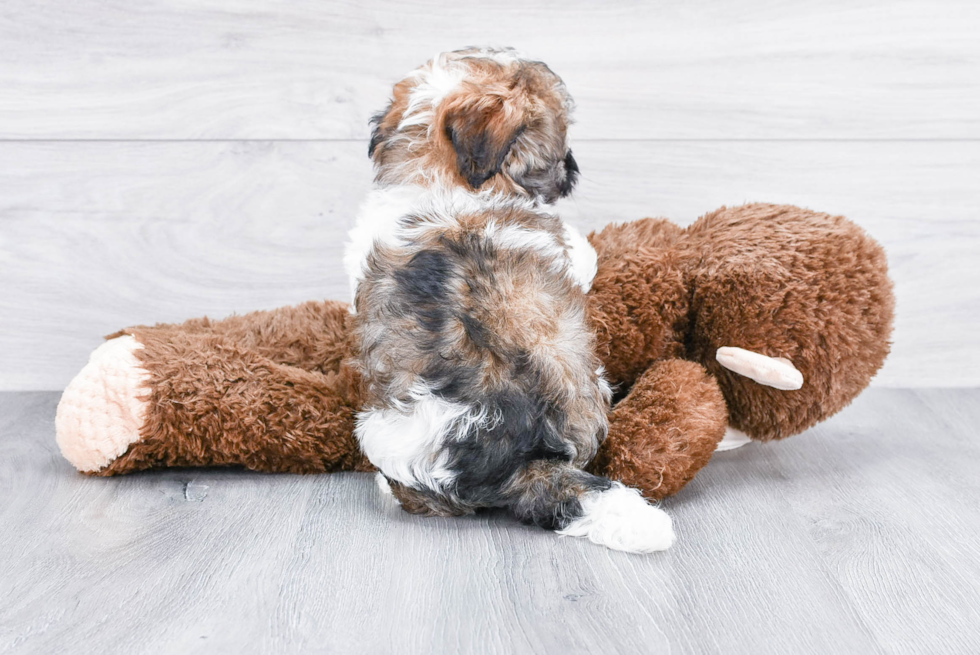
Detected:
left=343, top=185, right=597, bottom=305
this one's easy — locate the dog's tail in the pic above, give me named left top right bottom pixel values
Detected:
left=505, top=461, right=675, bottom=553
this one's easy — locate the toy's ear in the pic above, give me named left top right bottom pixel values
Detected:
left=443, top=95, right=526, bottom=190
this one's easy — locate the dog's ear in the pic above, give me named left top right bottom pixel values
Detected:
left=443, top=95, right=526, bottom=190
left=368, top=104, right=392, bottom=159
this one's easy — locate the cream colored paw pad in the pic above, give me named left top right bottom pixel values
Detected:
left=55, top=336, right=150, bottom=472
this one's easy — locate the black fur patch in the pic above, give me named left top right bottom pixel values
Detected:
left=535, top=498, right=583, bottom=531
left=420, top=356, right=481, bottom=400
left=433, top=368, right=579, bottom=505
left=459, top=313, right=493, bottom=350
left=367, top=106, right=390, bottom=158
left=393, top=249, right=452, bottom=332
left=558, top=150, right=579, bottom=198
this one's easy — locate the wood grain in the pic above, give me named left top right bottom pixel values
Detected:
left=1, top=140, right=977, bottom=390
left=0, top=0, right=977, bottom=139
left=2, top=389, right=978, bottom=654
left=767, top=388, right=980, bottom=655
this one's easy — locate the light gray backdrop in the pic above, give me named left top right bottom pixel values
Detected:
left=1, top=0, right=978, bottom=390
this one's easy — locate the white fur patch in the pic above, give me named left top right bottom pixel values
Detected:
left=563, top=223, right=598, bottom=292
left=344, top=185, right=553, bottom=305
left=596, top=366, right=614, bottom=405
left=557, top=483, right=675, bottom=553
left=343, top=184, right=426, bottom=303
left=55, top=336, right=150, bottom=473
left=344, top=184, right=587, bottom=304
left=399, top=54, right=467, bottom=131
left=355, top=386, right=498, bottom=492
left=490, top=224, right=566, bottom=264
left=398, top=48, right=525, bottom=133
left=375, top=471, right=397, bottom=498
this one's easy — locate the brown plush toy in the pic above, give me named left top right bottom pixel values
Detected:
left=55, top=203, right=893, bottom=502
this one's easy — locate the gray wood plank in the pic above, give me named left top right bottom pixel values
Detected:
left=754, top=388, right=980, bottom=655
left=0, top=0, right=977, bottom=139
left=3, top=389, right=979, bottom=654
left=1, top=140, right=977, bottom=390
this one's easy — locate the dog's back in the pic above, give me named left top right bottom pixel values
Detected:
left=352, top=187, right=609, bottom=522
left=346, top=48, right=675, bottom=552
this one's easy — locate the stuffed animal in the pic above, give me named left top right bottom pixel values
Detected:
left=55, top=203, right=894, bottom=500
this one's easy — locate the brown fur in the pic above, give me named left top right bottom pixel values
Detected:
left=681, top=204, right=895, bottom=440
left=346, top=49, right=603, bottom=522
left=82, top=203, right=894, bottom=501
left=370, top=48, right=577, bottom=202
left=386, top=478, right=473, bottom=517
left=352, top=197, right=608, bottom=519
left=352, top=204, right=605, bottom=469
left=586, top=218, right=689, bottom=389
left=107, top=300, right=353, bottom=374
left=586, top=204, right=894, bottom=443
left=98, top=302, right=371, bottom=476
left=590, top=359, right=728, bottom=500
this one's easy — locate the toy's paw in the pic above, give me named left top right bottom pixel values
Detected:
left=716, top=426, right=753, bottom=451
left=716, top=346, right=804, bottom=391
left=558, top=483, right=675, bottom=553
left=55, top=336, right=150, bottom=473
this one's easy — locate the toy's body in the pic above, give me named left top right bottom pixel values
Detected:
left=588, top=204, right=893, bottom=496
left=56, top=203, right=893, bottom=500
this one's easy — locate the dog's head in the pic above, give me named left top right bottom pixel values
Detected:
left=368, top=47, right=579, bottom=203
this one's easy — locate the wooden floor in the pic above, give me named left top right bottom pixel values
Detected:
left=1, top=388, right=978, bottom=655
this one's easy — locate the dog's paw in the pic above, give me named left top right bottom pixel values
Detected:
left=558, top=483, right=675, bottom=553
left=375, top=471, right=394, bottom=496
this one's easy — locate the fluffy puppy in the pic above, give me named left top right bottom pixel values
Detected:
left=344, top=48, right=673, bottom=553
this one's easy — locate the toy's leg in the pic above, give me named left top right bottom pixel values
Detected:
left=590, top=358, right=728, bottom=500
left=107, top=299, right=352, bottom=374
left=57, top=324, right=372, bottom=476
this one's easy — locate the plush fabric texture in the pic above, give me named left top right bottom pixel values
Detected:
left=57, top=204, right=894, bottom=500
left=55, top=335, right=150, bottom=472
left=94, top=302, right=372, bottom=476
left=590, top=359, right=728, bottom=500
left=680, top=204, right=895, bottom=440
left=586, top=218, right=689, bottom=390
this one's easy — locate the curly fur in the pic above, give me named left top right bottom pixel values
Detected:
left=61, top=203, right=894, bottom=505
left=347, top=49, right=647, bottom=543
left=94, top=302, right=371, bottom=475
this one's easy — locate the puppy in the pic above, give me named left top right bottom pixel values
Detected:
left=344, top=48, right=674, bottom=553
